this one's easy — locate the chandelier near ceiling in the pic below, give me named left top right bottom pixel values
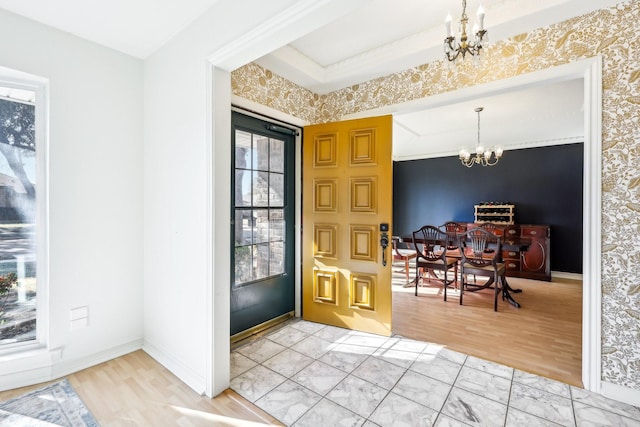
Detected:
left=444, top=0, right=488, bottom=62
left=459, top=107, right=503, bottom=167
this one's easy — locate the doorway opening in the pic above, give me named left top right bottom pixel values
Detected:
left=211, top=57, right=601, bottom=396
left=341, top=57, right=601, bottom=391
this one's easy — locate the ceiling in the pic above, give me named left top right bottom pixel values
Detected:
left=0, top=0, right=619, bottom=159
left=0, top=0, right=222, bottom=58
left=255, top=0, right=616, bottom=94
left=391, top=78, right=584, bottom=161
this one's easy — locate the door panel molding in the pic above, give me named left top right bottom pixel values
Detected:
left=350, top=225, right=377, bottom=262
left=313, top=269, right=338, bottom=305
left=314, top=224, right=338, bottom=258
left=350, top=177, right=377, bottom=213
left=350, top=273, right=376, bottom=311
left=313, top=179, right=338, bottom=212
left=313, top=133, right=338, bottom=167
left=350, top=128, right=377, bottom=165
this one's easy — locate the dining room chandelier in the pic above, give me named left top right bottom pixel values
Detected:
left=444, top=0, right=488, bottom=62
left=459, top=107, right=503, bottom=167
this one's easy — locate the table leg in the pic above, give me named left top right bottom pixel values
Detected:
left=507, top=284, right=523, bottom=293
left=501, top=277, right=521, bottom=308
left=463, top=276, right=522, bottom=308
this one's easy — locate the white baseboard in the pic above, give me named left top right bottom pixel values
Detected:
left=51, top=339, right=143, bottom=380
left=551, top=271, right=583, bottom=281
left=0, top=339, right=142, bottom=392
left=601, top=381, right=640, bottom=408
left=142, top=340, right=207, bottom=395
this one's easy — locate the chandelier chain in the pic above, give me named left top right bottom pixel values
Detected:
left=477, top=107, right=481, bottom=147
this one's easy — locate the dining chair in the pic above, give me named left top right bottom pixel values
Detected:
left=392, top=236, right=416, bottom=282
left=479, top=222, right=498, bottom=235
left=478, top=222, right=500, bottom=255
left=439, top=221, right=467, bottom=285
left=440, top=221, right=466, bottom=252
left=412, top=225, right=458, bottom=300
left=458, top=227, right=506, bottom=311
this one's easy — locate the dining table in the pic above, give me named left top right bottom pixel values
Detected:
left=402, top=233, right=531, bottom=308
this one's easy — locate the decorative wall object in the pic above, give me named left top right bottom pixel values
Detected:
left=232, top=1, right=640, bottom=389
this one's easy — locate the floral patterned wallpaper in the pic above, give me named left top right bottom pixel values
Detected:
left=232, top=0, right=640, bottom=389
left=231, top=64, right=318, bottom=124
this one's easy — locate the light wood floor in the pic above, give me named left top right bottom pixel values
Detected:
left=0, top=350, right=283, bottom=426
left=392, top=273, right=583, bottom=387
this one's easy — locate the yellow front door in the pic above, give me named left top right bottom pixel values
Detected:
left=302, top=115, right=392, bottom=336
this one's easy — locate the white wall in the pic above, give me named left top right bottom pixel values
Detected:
left=142, top=0, right=301, bottom=396
left=143, top=0, right=367, bottom=395
left=0, top=9, right=144, bottom=389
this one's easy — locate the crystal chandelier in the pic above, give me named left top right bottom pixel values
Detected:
left=444, top=0, right=488, bottom=62
left=459, top=107, right=503, bottom=167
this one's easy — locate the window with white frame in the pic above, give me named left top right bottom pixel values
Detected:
left=0, top=78, right=41, bottom=348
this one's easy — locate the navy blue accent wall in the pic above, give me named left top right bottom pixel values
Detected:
left=393, top=143, right=583, bottom=273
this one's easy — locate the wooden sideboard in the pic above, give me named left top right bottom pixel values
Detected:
left=468, top=223, right=551, bottom=281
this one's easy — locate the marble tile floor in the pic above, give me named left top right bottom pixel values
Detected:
left=230, top=319, right=640, bottom=426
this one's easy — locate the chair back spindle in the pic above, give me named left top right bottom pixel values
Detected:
left=440, top=221, right=465, bottom=250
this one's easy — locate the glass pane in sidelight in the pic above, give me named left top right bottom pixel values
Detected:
left=234, top=210, right=252, bottom=246
left=270, top=241, right=284, bottom=276
left=252, top=171, right=269, bottom=207
left=270, top=138, right=284, bottom=173
left=252, top=209, right=269, bottom=244
left=254, top=135, right=269, bottom=171
left=234, top=245, right=253, bottom=285
left=235, top=170, right=251, bottom=207
left=269, top=173, right=284, bottom=207
left=253, top=243, right=270, bottom=281
left=269, top=209, right=284, bottom=243
left=235, top=130, right=252, bottom=169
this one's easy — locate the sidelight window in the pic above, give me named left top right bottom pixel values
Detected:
left=233, top=129, right=286, bottom=286
left=0, top=82, right=40, bottom=348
